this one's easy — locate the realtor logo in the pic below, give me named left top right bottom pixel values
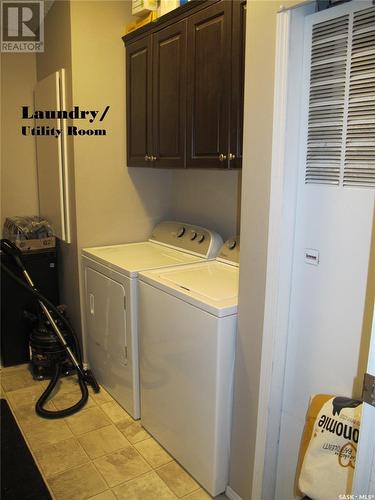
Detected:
left=1, top=1, right=44, bottom=52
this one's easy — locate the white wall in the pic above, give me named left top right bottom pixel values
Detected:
left=36, top=0, right=82, bottom=333
left=169, top=169, right=241, bottom=241
left=1, top=53, right=39, bottom=232
left=229, top=2, right=281, bottom=497
left=69, top=1, right=173, bottom=250
left=228, top=1, right=302, bottom=499
left=69, top=0, right=239, bottom=248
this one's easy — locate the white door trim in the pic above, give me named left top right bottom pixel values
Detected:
left=250, top=10, right=291, bottom=499
left=252, top=3, right=315, bottom=499
left=352, top=301, right=375, bottom=495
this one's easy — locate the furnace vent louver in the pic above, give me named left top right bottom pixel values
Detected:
left=306, top=15, right=349, bottom=185
left=305, top=7, right=375, bottom=189
left=344, top=7, right=375, bottom=187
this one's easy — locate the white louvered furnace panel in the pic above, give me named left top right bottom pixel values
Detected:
left=305, top=6, right=375, bottom=188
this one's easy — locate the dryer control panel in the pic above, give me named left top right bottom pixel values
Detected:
left=217, top=237, right=240, bottom=265
left=149, top=221, right=223, bottom=258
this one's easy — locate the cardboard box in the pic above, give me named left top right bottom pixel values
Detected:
left=132, top=0, right=157, bottom=16
left=126, top=11, right=157, bottom=34
left=15, top=237, right=56, bottom=252
left=159, top=0, right=180, bottom=17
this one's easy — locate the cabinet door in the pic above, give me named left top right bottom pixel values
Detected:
left=230, top=0, right=246, bottom=169
left=152, top=20, right=187, bottom=168
left=186, top=0, right=232, bottom=168
left=126, top=36, right=152, bottom=167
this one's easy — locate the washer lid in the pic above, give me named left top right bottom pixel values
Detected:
left=140, top=261, right=239, bottom=317
left=82, top=242, right=205, bottom=277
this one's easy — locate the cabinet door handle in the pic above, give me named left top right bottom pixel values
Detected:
left=144, top=155, right=150, bottom=161
left=219, top=154, right=227, bottom=162
left=228, top=153, right=236, bottom=161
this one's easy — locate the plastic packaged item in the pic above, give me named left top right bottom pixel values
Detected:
left=296, top=394, right=362, bottom=500
left=3, top=216, right=55, bottom=252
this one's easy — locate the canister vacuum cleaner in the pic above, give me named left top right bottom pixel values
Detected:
left=1, top=239, right=100, bottom=418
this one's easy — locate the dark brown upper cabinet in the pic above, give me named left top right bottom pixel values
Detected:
left=186, top=1, right=231, bottom=168
left=124, top=0, right=245, bottom=169
left=126, top=37, right=152, bottom=167
left=152, top=20, right=187, bottom=168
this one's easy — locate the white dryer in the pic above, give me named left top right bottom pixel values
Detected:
left=138, top=238, right=240, bottom=496
left=81, top=222, right=222, bottom=419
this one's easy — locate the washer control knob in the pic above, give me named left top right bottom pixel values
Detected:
left=177, top=227, right=185, bottom=238
left=190, top=231, right=197, bottom=241
left=227, top=239, right=237, bottom=250
left=197, top=233, right=205, bottom=243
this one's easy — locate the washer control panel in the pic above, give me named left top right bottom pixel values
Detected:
left=217, top=237, right=240, bottom=265
left=149, top=221, right=223, bottom=258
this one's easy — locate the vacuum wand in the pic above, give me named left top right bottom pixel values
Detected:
left=22, top=266, right=84, bottom=377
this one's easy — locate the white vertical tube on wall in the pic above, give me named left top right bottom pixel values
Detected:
left=59, top=68, right=71, bottom=244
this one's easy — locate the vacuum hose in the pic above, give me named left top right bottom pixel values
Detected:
left=1, top=239, right=99, bottom=419
left=35, top=364, right=88, bottom=418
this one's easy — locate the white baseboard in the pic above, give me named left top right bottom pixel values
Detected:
left=225, top=485, right=243, bottom=500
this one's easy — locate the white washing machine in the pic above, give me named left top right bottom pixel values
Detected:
left=138, top=238, right=240, bottom=496
left=81, top=222, right=222, bottom=419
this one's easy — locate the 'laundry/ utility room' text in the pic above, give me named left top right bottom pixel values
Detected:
left=21, top=105, right=110, bottom=123
left=21, top=126, right=107, bottom=137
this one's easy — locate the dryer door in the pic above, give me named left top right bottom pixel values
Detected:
left=85, top=267, right=129, bottom=404
left=86, top=267, right=127, bottom=363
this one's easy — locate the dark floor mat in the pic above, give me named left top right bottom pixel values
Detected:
left=1, top=399, right=52, bottom=499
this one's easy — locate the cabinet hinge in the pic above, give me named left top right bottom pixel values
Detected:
left=362, top=372, right=375, bottom=407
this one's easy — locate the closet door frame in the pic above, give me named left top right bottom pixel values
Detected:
left=249, top=2, right=375, bottom=499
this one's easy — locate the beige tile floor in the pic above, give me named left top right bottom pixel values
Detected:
left=1, top=364, right=227, bottom=500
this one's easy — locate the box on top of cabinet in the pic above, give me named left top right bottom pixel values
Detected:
left=132, top=0, right=157, bottom=16
left=159, top=0, right=180, bottom=17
